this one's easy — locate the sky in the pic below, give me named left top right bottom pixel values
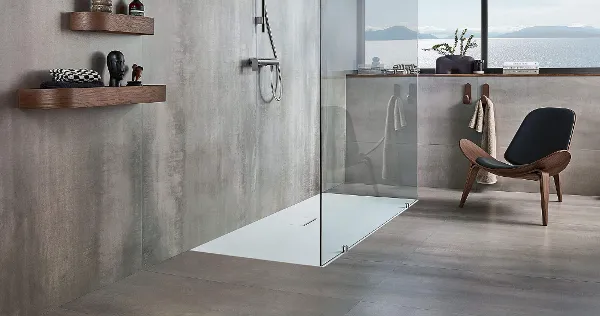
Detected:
left=366, top=0, right=600, bottom=36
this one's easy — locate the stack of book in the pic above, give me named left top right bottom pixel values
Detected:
left=503, top=62, right=540, bottom=75
left=91, top=0, right=113, bottom=13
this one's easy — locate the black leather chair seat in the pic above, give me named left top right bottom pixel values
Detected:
left=476, top=157, right=520, bottom=170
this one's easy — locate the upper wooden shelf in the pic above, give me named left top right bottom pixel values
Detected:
left=18, top=85, right=166, bottom=109
left=70, top=12, right=154, bottom=35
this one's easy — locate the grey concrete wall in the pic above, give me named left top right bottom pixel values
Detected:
left=0, top=0, right=320, bottom=314
left=347, top=75, right=600, bottom=197
left=141, top=0, right=321, bottom=265
left=416, top=76, right=481, bottom=190
left=0, top=1, right=144, bottom=315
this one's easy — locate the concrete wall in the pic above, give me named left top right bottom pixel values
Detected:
left=0, top=0, right=320, bottom=314
left=141, top=0, right=320, bottom=266
left=347, top=75, right=600, bottom=197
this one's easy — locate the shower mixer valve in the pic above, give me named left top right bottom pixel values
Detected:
left=248, top=58, right=280, bottom=72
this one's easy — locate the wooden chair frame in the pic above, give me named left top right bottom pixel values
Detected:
left=458, top=139, right=572, bottom=226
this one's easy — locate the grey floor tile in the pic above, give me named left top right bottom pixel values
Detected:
left=62, top=271, right=358, bottom=316
left=55, top=188, right=600, bottom=316
left=149, top=252, right=387, bottom=301
left=346, top=302, right=475, bottom=316
left=361, top=264, right=600, bottom=316
left=42, top=308, right=90, bottom=316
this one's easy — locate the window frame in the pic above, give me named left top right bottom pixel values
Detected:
left=361, top=0, right=600, bottom=74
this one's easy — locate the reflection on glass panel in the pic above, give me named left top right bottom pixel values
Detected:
left=489, top=0, right=600, bottom=67
left=322, top=0, right=418, bottom=266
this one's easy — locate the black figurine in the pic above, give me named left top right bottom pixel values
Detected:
left=107, top=51, right=126, bottom=87
left=127, top=64, right=144, bottom=86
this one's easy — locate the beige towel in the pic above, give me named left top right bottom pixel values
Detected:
left=469, top=96, right=497, bottom=184
left=383, top=95, right=406, bottom=179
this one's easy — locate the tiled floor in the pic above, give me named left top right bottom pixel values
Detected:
left=47, top=188, right=600, bottom=316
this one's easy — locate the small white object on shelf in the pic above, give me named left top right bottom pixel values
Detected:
left=358, top=64, right=385, bottom=74
left=503, top=61, right=540, bottom=74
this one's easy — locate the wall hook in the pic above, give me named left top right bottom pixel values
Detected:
left=463, top=83, right=472, bottom=104
left=482, top=83, right=490, bottom=100
left=408, top=83, right=417, bottom=104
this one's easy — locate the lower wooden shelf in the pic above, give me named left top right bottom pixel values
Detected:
left=18, top=85, right=167, bottom=109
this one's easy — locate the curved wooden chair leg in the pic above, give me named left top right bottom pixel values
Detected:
left=554, top=174, right=563, bottom=202
left=540, top=172, right=550, bottom=226
left=460, top=164, right=480, bottom=208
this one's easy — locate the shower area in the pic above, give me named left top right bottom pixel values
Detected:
left=195, top=0, right=418, bottom=266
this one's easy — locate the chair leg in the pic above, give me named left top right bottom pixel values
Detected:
left=554, top=174, right=563, bottom=202
left=540, top=172, right=550, bottom=226
left=459, top=164, right=480, bottom=208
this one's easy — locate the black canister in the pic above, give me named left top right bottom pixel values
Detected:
left=473, top=60, right=485, bottom=74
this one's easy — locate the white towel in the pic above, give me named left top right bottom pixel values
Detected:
left=469, top=96, right=497, bottom=184
left=383, top=95, right=406, bottom=179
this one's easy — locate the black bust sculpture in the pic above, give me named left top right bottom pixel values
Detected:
left=107, top=51, right=126, bottom=87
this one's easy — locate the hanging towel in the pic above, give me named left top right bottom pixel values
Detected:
left=383, top=95, right=406, bottom=179
left=469, top=95, right=498, bottom=184
left=394, top=96, right=407, bottom=131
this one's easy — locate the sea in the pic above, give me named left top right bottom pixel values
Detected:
left=365, top=38, right=600, bottom=68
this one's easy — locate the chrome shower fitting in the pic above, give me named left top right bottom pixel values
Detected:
left=249, top=0, right=282, bottom=102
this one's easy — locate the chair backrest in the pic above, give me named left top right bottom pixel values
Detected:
left=505, top=107, right=576, bottom=165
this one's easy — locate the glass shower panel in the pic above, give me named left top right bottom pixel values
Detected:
left=320, top=0, right=418, bottom=265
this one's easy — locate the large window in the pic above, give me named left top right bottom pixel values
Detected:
left=489, top=0, right=600, bottom=68
left=364, top=0, right=480, bottom=68
left=362, top=0, right=600, bottom=70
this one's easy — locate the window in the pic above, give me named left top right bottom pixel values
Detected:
left=417, top=0, right=481, bottom=68
left=489, top=0, right=600, bottom=68
left=363, top=0, right=419, bottom=68
left=364, top=0, right=480, bottom=68
left=361, top=0, right=600, bottom=71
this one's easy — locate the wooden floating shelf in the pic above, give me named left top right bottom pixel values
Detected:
left=70, top=12, right=154, bottom=35
left=18, top=85, right=166, bottom=109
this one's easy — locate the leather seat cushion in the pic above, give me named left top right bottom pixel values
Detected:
left=476, top=157, right=520, bottom=170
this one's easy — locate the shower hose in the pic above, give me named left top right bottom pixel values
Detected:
left=262, top=3, right=283, bottom=102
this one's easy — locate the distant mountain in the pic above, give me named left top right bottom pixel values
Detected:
left=365, top=26, right=437, bottom=41
left=442, top=31, right=502, bottom=39
left=497, top=26, right=600, bottom=38
left=365, top=25, right=600, bottom=41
